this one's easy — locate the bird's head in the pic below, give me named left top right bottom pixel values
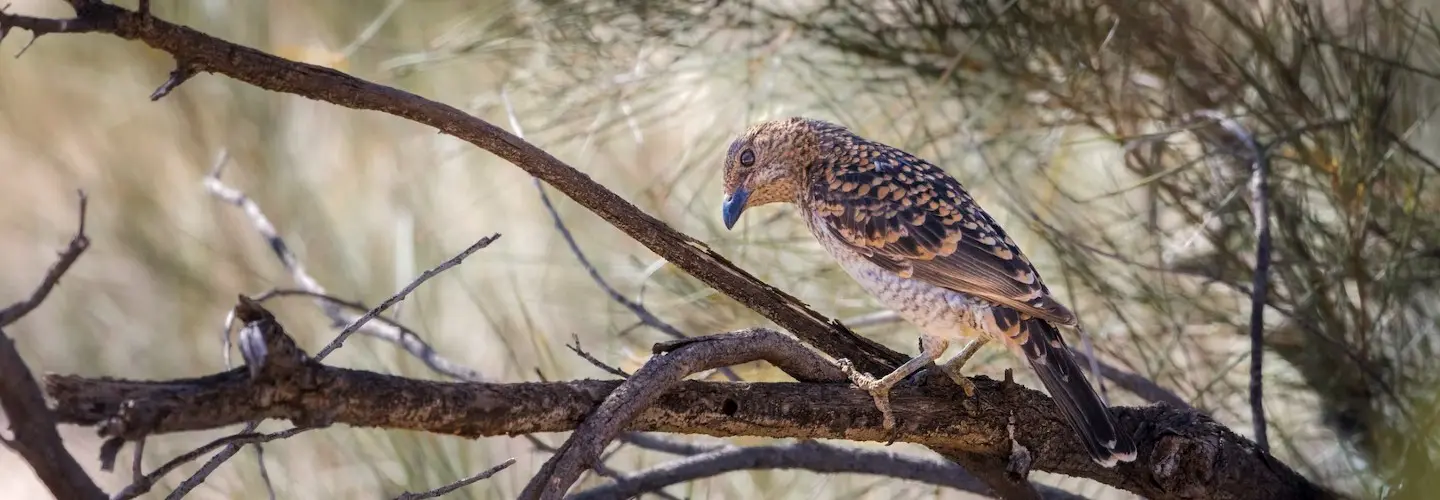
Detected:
left=720, top=117, right=823, bottom=230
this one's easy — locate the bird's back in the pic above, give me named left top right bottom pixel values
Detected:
left=797, top=123, right=1077, bottom=328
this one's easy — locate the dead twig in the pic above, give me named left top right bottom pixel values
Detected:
left=529, top=436, right=684, bottom=500
left=0, top=191, right=89, bottom=327
left=499, top=91, right=741, bottom=382
left=621, top=433, right=724, bottom=456
left=569, top=440, right=1086, bottom=500
left=1191, top=110, right=1271, bottom=451
left=568, top=334, right=631, bottom=378
left=205, top=153, right=488, bottom=382
left=393, top=458, right=517, bottom=500
left=111, top=426, right=313, bottom=500
left=0, top=192, right=104, bottom=500
left=516, top=330, right=886, bottom=499
left=310, top=232, right=500, bottom=360
left=251, top=288, right=486, bottom=382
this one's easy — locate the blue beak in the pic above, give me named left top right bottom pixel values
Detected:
left=722, top=187, right=750, bottom=230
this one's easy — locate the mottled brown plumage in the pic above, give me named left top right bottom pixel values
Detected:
left=720, top=117, right=1136, bottom=467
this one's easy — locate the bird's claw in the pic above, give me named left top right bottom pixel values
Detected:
left=863, top=384, right=896, bottom=432
left=836, top=358, right=898, bottom=432
left=942, top=364, right=977, bottom=398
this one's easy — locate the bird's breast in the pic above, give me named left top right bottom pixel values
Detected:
left=804, top=213, right=984, bottom=339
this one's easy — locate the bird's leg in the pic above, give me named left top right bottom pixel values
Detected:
left=837, top=336, right=948, bottom=431
left=940, top=338, right=989, bottom=397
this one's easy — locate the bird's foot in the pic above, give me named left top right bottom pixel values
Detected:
left=836, top=359, right=898, bottom=432
left=862, top=384, right=897, bottom=433
left=941, top=363, right=977, bottom=398
left=940, top=339, right=988, bottom=398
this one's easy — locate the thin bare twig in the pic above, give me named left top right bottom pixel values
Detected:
left=130, top=438, right=145, bottom=485
left=532, top=178, right=688, bottom=343
left=0, top=193, right=104, bottom=500
left=497, top=91, right=741, bottom=382
left=253, top=442, right=276, bottom=500
left=1192, top=110, right=1271, bottom=451
left=530, top=435, right=684, bottom=500
left=162, top=423, right=261, bottom=500
left=190, top=154, right=499, bottom=497
left=252, top=289, right=486, bottom=382
left=519, top=330, right=846, bottom=499
left=393, top=458, right=518, bottom=500
left=533, top=178, right=739, bottom=382
left=110, top=426, right=313, bottom=500
left=0, top=191, right=89, bottom=327
left=568, top=334, right=631, bottom=378
left=204, top=154, right=490, bottom=381
left=621, top=433, right=723, bottom=456
left=570, top=440, right=1086, bottom=500
left=316, top=244, right=499, bottom=361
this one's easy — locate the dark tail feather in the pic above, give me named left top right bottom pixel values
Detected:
left=1018, top=318, right=1137, bottom=467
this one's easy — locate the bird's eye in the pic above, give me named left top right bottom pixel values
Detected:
left=739, top=149, right=756, bottom=167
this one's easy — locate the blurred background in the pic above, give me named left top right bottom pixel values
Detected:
left=3, top=0, right=1439, bottom=498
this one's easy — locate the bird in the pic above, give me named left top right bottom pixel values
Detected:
left=718, top=116, right=1138, bottom=467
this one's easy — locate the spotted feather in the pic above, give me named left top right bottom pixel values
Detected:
left=800, top=124, right=1078, bottom=327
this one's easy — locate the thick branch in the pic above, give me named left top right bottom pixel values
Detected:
left=45, top=331, right=1331, bottom=499
left=0, top=328, right=106, bottom=500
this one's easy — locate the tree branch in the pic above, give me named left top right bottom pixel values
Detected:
left=45, top=325, right=1332, bottom=499
left=569, top=440, right=1086, bottom=500
left=0, top=193, right=106, bottom=500
left=519, top=330, right=843, bottom=499
left=112, top=425, right=314, bottom=500
left=393, top=458, right=517, bottom=500
left=206, top=153, right=488, bottom=382
left=1188, top=110, right=1273, bottom=452
left=195, top=156, right=501, bottom=497
left=0, top=191, right=90, bottom=327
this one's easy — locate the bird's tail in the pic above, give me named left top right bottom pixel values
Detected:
left=1013, top=316, right=1137, bottom=467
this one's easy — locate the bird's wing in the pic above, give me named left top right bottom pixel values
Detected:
left=807, top=145, right=1077, bottom=326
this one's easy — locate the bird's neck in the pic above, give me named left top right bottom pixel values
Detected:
left=798, top=122, right=866, bottom=190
